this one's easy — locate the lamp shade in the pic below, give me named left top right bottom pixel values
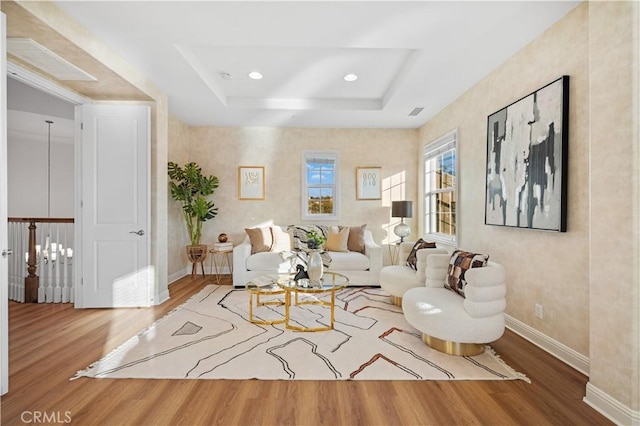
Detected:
left=391, top=201, right=413, bottom=218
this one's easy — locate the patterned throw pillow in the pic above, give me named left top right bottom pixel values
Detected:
left=288, top=225, right=328, bottom=251
left=445, top=250, right=489, bottom=297
left=406, top=238, right=437, bottom=270
left=287, top=225, right=332, bottom=267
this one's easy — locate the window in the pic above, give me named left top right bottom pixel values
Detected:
left=424, top=130, right=457, bottom=242
left=302, top=151, right=339, bottom=221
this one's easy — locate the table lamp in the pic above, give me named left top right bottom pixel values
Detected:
left=392, top=200, right=413, bottom=242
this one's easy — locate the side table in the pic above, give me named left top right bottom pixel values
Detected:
left=388, top=242, right=401, bottom=266
left=209, top=248, right=233, bottom=284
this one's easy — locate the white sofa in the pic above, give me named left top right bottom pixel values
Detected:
left=402, top=253, right=506, bottom=356
left=232, top=226, right=382, bottom=287
left=379, top=241, right=448, bottom=306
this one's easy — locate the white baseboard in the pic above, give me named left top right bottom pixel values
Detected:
left=584, top=382, right=640, bottom=425
left=500, top=316, right=635, bottom=425
left=168, top=270, right=187, bottom=285
left=168, top=265, right=232, bottom=287
left=505, top=314, right=590, bottom=376
left=154, top=290, right=170, bottom=305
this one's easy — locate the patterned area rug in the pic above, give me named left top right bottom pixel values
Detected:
left=73, top=285, right=529, bottom=381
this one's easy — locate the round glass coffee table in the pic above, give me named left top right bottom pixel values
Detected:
left=276, top=272, right=349, bottom=332
left=245, top=278, right=286, bottom=325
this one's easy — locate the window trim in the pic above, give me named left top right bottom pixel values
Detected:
left=423, top=130, right=458, bottom=244
left=301, top=150, right=339, bottom=221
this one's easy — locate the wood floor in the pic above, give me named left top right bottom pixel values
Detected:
left=1, top=275, right=610, bottom=426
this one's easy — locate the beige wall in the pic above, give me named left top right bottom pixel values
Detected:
left=167, top=115, right=191, bottom=278
left=166, top=127, right=418, bottom=274
left=418, top=2, right=640, bottom=414
left=587, top=1, right=639, bottom=411
left=419, top=4, right=590, bottom=354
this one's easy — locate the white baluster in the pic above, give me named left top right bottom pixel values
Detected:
left=52, top=225, right=62, bottom=303
left=60, top=243, right=69, bottom=303
left=40, top=223, right=53, bottom=303
left=18, top=222, right=27, bottom=303
left=61, top=223, right=72, bottom=303
left=58, top=226, right=65, bottom=303
left=68, top=240, right=75, bottom=303
left=36, top=223, right=44, bottom=303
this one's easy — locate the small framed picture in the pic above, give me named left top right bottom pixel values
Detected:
left=238, top=166, right=265, bottom=200
left=356, top=167, right=381, bottom=200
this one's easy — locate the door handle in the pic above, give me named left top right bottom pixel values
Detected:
left=2, top=249, right=13, bottom=258
left=129, top=230, right=145, bottom=236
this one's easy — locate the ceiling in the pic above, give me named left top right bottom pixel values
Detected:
left=9, top=1, right=580, bottom=129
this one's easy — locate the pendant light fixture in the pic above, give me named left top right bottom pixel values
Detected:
left=46, top=120, right=53, bottom=218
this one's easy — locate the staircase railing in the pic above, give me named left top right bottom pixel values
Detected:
left=8, top=218, right=75, bottom=303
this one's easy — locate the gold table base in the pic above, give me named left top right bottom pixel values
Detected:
left=390, top=295, right=403, bottom=307
left=421, top=333, right=485, bottom=356
left=284, top=290, right=337, bottom=332
left=247, top=287, right=286, bottom=325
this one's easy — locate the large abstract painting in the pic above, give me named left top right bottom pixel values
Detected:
left=485, top=76, right=569, bottom=232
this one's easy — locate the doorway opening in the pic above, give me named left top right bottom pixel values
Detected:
left=6, top=65, right=86, bottom=305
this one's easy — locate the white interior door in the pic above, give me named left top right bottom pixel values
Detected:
left=1, top=12, right=9, bottom=395
left=78, top=104, right=151, bottom=308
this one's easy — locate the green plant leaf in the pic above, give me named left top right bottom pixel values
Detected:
left=168, top=161, right=219, bottom=246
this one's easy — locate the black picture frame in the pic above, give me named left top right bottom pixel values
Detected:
left=485, top=75, right=569, bottom=232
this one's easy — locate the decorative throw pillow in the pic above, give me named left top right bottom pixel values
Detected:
left=245, top=227, right=272, bottom=254
left=287, top=225, right=333, bottom=267
left=445, top=250, right=489, bottom=297
left=344, top=224, right=366, bottom=253
left=270, top=226, right=292, bottom=252
left=325, top=226, right=350, bottom=252
left=288, top=225, right=328, bottom=251
left=406, top=238, right=437, bottom=270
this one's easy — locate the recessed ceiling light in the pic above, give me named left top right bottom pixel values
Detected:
left=343, top=73, right=358, bottom=82
left=248, top=71, right=263, bottom=80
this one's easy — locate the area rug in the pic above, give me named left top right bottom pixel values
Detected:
left=73, top=285, right=529, bottom=382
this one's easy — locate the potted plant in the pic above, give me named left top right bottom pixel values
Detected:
left=306, top=229, right=326, bottom=250
left=168, top=162, right=219, bottom=271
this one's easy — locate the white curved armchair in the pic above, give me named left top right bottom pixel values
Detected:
left=402, top=253, right=506, bottom=356
left=379, top=242, right=447, bottom=306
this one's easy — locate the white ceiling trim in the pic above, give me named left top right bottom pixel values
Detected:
left=174, top=44, right=229, bottom=108
left=226, top=97, right=382, bottom=111
left=176, top=41, right=420, bottom=112
left=382, top=49, right=422, bottom=108
left=7, top=61, right=90, bottom=106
